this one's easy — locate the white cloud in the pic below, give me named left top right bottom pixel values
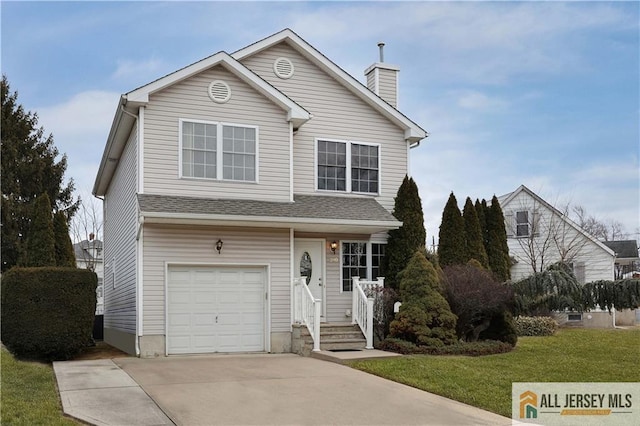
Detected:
left=112, top=58, right=166, bottom=82
left=37, top=90, right=119, bottom=195
left=457, top=91, right=508, bottom=111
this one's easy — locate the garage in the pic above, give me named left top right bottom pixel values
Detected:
left=167, top=265, right=266, bottom=354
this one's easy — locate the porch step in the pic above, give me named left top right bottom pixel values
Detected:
left=292, top=323, right=367, bottom=356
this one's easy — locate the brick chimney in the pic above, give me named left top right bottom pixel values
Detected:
left=364, top=42, right=400, bottom=108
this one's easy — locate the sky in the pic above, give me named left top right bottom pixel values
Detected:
left=2, top=1, right=639, bottom=244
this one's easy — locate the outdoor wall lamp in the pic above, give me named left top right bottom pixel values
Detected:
left=330, top=241, right=338, bottom=254
left=215, top=239, right=224, bottom=254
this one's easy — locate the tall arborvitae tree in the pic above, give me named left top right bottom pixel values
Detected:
left=53, top=211, right=76, bottom=267
left=463, top=197, right=489, bottom=268
left=486, top=195, right=511, bottom=281
left=21, top=193, right=56, bottom=267
left=384, top=176, right=426, bottom=290
left=475, top=199, right=488, bottom=252
left=438, top=192, right=466, bottom=267
left=1, top=75, right=78, bottom=271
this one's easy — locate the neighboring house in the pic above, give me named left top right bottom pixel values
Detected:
left=498, top=185, right=615, bottom=284
left=497, top=185, right=637, bottom=328
left=93, top=29, right=427, bottom=357
left=73, top=239, right=104, bottom=315
left=601, top=240, right=640, bottom=280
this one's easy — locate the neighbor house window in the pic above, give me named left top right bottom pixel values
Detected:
left=181, top=119, right=257, bottom=182
left=316, top=139, right=379, bottom=194
left=341, top=241, right=387, bottom=291
left=516, top=210, right=529, bottom=237
left=567, top=313, right=582, bottom=321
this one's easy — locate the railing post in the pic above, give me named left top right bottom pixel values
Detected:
left=313, top=299, right=321, bottom=352
left=351, top=277, right=359, bottom=325
left=366, top=297, right=374, bottom=349
left=376, top=276, right=385, bottom=288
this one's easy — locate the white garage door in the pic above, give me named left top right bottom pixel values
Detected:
left=167, top=266, right=266, bottom=354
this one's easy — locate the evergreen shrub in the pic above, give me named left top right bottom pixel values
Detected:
left=515, top=316, right=559, bottom=336
left=1, top=267, right=97, bottom=360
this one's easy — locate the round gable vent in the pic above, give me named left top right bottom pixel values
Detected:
left=208, top=80, right=231, bottom=103
left=274, top=57, right=294, bottom=79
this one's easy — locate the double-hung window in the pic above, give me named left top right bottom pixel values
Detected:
left=317, top=139, right=379, bottom=194
left=341, top=241, right=387, bottom=291
left=181, top=119, right=257, bottom=182
left=516, top=210, right=529, bottom=237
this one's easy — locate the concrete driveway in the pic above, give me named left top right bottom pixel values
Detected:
left=114, top=354, right=511, bottom=425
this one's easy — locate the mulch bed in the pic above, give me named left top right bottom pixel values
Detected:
left=73, top=341, right=130, bottom=360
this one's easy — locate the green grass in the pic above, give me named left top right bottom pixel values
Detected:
left=1, top=347, right=79, bottom=425
left=350, top=328, right=640, bottom=418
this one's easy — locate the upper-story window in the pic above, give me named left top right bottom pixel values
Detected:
left=516, top=210, right=529, bottom=237
left=316, top=139, right=379, bottom=194
left=180, top=119, right=257, bottom=182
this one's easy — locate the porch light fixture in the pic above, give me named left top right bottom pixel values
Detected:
left=330, top=241, right=338, bottom=254
left=215, top=239, right=224, bottom=254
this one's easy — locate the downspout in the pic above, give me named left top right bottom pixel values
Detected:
left=135, top=215, right=144, bottom=357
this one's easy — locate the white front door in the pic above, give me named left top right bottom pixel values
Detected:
left=294, top=239, right=325, bottom=319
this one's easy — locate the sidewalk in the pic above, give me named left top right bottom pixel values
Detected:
left=53, top=359, right=173, bottom=426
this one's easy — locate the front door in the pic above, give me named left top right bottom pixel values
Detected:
left=294, top=239, right=325, bottom=319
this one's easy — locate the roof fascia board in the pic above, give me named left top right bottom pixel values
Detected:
left=232, top=29, right=427, bottom=142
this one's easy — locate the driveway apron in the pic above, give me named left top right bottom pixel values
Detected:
left=114, top=354, right=511, bottom=425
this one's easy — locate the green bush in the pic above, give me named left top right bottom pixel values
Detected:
left=479, top=310, right=518, bottom=346
left=515, top=316, right=558, bottom=336
left=1, top=267, right=97, bottom=361
left=380, top=337, right=513, bottom=356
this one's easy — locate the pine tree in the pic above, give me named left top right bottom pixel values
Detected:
left=53, top=211, right=76, bottom=267
left=384, top=176, right=426, bottom=290
left=486, top=195, right=511, bottom=281
left=389, top=251, right=457, bottom=346
left=1, top=75, right=78, bottom=271
left=463, top=197, right=489, bottom=268
left=21, top=193, right=56, bottom=267
left=438, top=192, right=466, bottom=267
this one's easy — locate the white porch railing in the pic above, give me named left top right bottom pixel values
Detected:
left=351, top=277, right=385, bottom=349
left=293, top=277, right=321, bottom=352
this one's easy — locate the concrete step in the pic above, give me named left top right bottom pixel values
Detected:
left=320, top=338, right=366, bottom=351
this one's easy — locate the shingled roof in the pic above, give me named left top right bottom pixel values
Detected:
left=137, top=193, right=399, bottom=226
left=602, top=240, right=639, bottom=259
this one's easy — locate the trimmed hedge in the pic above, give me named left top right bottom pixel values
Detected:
left=1, top=267, right=97, bottom=361
left=515, top=316, right=558, bottom=336
left=379, top=338, right=514, bottom=356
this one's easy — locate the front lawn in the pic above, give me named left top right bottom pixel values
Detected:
left=350, top=328, right=640, bottom=418
left=1, top=347, right=79, bottom=425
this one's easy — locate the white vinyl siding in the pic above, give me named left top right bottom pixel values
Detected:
left=103, top=122, right=138, bottom=334
left=377, top=67, right=398, bottom=108
left=143, top=65, right=290, bottom=201
left=240, top=43, right=407, bottom=211
left=502, top=190, right=615, bottom=283
left=142, top=225, right=290, bottom=336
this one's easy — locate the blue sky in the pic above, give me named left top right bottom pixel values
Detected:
left=2, top=1, right=638, bottom=242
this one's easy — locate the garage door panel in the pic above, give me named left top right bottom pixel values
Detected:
left=167, top=266, right=266, bottom=355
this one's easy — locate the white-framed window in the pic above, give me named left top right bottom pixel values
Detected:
left=316, top=139, right=379, bottom=194
left=516, top=210, right=529, bottom=237
left=340, top=241, right=386, bottom=291
left=180, top=119, right=257, bottom=182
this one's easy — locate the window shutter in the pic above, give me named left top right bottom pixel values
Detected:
left=505, top=211, right=514, bottom=237
left=532, top=210, right=540, bottom=237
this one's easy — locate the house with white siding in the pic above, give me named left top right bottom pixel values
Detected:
left=93, top=29, right=427, bottom=357
left=499, top=185, right=615, bottom=283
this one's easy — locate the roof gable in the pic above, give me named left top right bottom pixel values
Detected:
left=232, top=29, right=427, bottom=143
left=125, top=51, right=310, bottom=128
left=499, top=185, right=616, bottom=257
